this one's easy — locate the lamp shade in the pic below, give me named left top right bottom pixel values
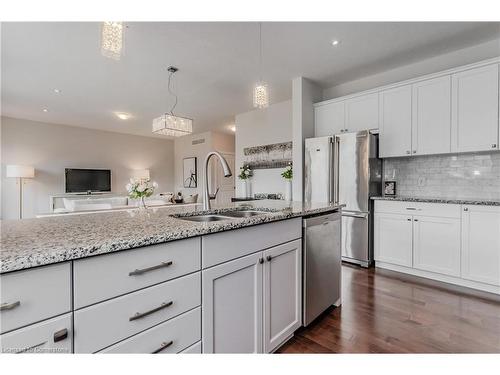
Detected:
left=6, top=165, right=35, bottom=178
left=131, top=169, right=150, bottom=180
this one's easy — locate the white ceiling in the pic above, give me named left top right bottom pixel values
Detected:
left=2, top=22, right=499, bottom=138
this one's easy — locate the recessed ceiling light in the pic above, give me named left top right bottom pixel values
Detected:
left=53, top=88, right=61, bottom=94
left=115, top=112, right=132, bottom=120
left=331, top=40, right=340, bottom=46
left=42, top=108, right=49, bottom=113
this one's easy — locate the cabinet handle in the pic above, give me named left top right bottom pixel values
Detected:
left=151, top=340, right=174, bottom=354
left=53, top=328, right=68, bottom=343
left=407, top=218, right=411, bottom=221
left=412, top=150, right=417, bottom=154
left=406, top=150, right=411, bottom=155
left=492, top=144, right=497, bottom=148
left=414, top=219, right=419, bottom=222
left=129, top=301, right=173, bottom=321
left=259, top=258, right=264, bottom=264
left=266, top=255, right=272, bottom=262
left=406, top=207, right=417, bottom=210
left=464, top=207, right=469, bottom=212
left=129, top=261, right=173, bottom=276
left=0, top=301, right=21, bottom=311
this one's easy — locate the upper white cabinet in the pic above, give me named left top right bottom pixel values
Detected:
left=461, top=205, right=500, bottom=286
left=451, top=64, right=499, bottom=153
left=317, top=59, right=500, bottom=157
left=314, top=101, right=345, bottom=136
left=379, top=85, right=413, bottom=158
left=344, top=93, right=379, bottom=132
left=412, top=76, right=452, bottom=155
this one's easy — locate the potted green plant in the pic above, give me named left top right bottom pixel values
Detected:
left=281, top=164, right=293, bottom=201
left=238, top=165, right=252, bottom=197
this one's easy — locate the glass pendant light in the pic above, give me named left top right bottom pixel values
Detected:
left=253, top=22, right=269, bottom=109
left=101, top=22, right=123, bottom=60
left=152, top=66, right=193, bottom=137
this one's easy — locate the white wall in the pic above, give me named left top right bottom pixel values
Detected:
left=292, top=77, right=322, bottom=202
left=1, top=117, right=175, bottom=219
left=174, top=131, right=235, bottom=201
left=235, top=100, right=292, bottom=197
left=323, top=38, right=500, bottom=100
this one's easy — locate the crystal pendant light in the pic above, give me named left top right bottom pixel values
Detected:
left=101, top=22, right=123, bottom=60
left=253, top=22, right=269, bottom=108
left=152, top=66, right=193, bottom=137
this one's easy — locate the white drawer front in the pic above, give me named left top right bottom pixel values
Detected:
left=202, top=218, right=302, bottom=268
left=74, top=237, right=201, bottom=308
left=374, top=200, right=461, bottom=218
left=74, top=272, right=200, bottom=353
left=0, top=263, right=71, bottom=334
left=99, top=307, right=200, bottom=354
left=0, top=313, right=72, bottom=354
left=181, top=341, right=202, bottom=353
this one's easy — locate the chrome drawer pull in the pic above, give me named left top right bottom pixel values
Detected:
left=129, top=301, right=173, bottom=321
left=0, top=301, right=20, bottom=311
left=129, top=261, right=173, bottom=276
left=53, top=328, right=68, bottom=343
left=151, top=340, right=174, bottom=354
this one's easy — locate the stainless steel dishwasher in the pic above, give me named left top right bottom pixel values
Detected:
left=303, top=210, right=342, bottom=326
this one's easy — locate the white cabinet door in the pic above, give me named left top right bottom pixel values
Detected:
left=345, top=93, right=379, bottom=132
left=451, top=64, right=499, bottom=152
left=263, top=240, right=301, bottom=353
left=374, top=213, right=413, bottom=267
left=461, top=205, right=500, bottom=286
left=314, top=101, right=345, bottom=136
left=413, top=216, right=461, bottom=277
left=412, top=76, right=452, bottom=156
left=379, top=85, right=413, bottom=158
left=202, top=252, right=263, bottom=353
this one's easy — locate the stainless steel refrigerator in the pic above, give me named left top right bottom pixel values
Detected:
left=305, top=130, right=382, bottom=267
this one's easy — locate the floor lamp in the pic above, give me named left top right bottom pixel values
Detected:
left=6, top=165, right=35, bottom=219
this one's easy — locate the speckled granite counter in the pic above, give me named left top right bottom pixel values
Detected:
left=371, top=196, right=500, bottom=206
left=0, top=200, right=340, bottom=274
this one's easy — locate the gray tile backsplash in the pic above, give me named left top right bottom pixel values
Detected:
left=383, top=152, right=500, bottom=200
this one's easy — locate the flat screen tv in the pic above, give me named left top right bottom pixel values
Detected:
left=65, top=168, right=111, bottom=193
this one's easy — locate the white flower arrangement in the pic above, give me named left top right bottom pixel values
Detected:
left=126, top=178, right=158, bottom=199
left=238, top=165, right=252, bottom=180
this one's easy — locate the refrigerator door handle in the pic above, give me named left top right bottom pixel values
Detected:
left=342, top=212, right=369, bottom=219
left=332, top=136, right=340, bottom=205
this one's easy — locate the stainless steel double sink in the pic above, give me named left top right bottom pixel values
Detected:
left=175, top=209, right=269, bottom=222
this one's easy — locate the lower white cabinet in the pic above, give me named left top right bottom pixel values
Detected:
left=413, top=216, right=461, bottom=277
left=375, top=200, right=500, bottom=294
left=202, top=251, right=263, bottom=353
left=263, top=241, right=302, bottom=353
left=202, top=239, right=302, bottom=353
left=0, top=313, right=72, bottom=354
left=99, top=307, right=201, bottom=354
left=461, top=205, right=500, bottom=286
left=374, top=213, right=413, bottom=267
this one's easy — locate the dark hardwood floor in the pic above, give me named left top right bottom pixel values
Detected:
left=278, top=264, right=500, bottom=353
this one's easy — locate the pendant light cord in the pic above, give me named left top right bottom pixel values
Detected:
left=167, top=70, right=178, bottom=116
left=259, top=22, right=263, bottom=82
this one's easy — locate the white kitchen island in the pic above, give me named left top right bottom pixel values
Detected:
left=0, top=200, right=341, bottom=354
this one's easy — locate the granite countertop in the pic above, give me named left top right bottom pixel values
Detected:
left=0, top=200, right=341, bottom=274
left=371, top=196, right=500, bottom=206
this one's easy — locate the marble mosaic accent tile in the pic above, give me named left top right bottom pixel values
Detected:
left=243, top=141, right=292, bottom=169
left=383, top=152, right=500, bottom=200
